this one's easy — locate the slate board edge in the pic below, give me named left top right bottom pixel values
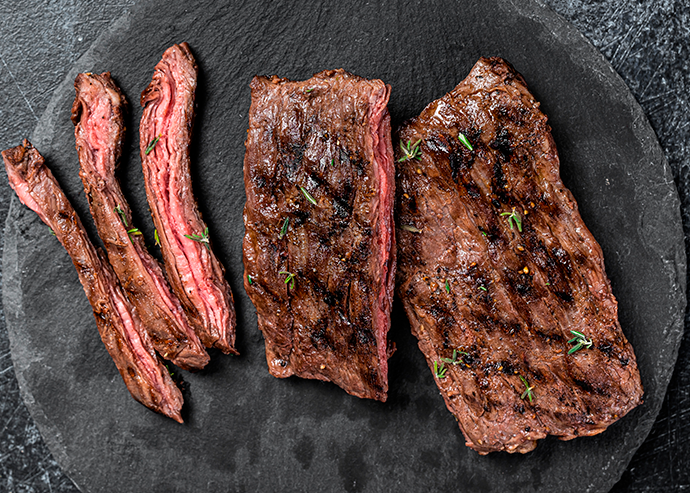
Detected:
left=1, top=1, right=686, bottom=492
left=1, top=11, right=134, bottom=493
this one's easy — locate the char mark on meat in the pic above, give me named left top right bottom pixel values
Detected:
left=395, top=57, right=643, bottom=453
left=243, top=69, right=396, bottom=401
left=140, top=43, right=238, bottom=355
left=3, top=140, right=184, bottom=422
left=71, top=71, right=209, bottom=371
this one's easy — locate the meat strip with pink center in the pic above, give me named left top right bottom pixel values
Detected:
left=72, top=71, right=209, bottom=370
left=3, top=140, right=184, bottom=422
left=139, top=43, right=237, bottom=354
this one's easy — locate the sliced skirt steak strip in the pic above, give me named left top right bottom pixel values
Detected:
left=395, top=57, right=643, bottom=453
left=140, top=43, right=237, bottom=354
left=243, top=69, right=395, bottom=401
left=3, top=140, right=184, bottom=422
left=72, top=71, right=209, bottom=371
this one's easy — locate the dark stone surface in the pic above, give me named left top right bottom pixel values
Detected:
left=0, top=0, right=688, bottom=491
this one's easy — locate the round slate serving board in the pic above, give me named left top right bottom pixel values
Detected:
left=3, top=0, right=685, bottom=492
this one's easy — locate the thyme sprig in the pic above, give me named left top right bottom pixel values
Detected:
left=145, top=134, right=161, bottom=155
left=519, top=375, right=534, bottom=403
left=398, top=139, right=422, bottom=162
left=434, top=360, right=447, bottom=379
left=184, top=227, right=210, bottom=250
left=441, top=349, right=467, bottom=366
left=500, top=207, right=523, bottom=232
left=279, top=271, right=296, bottom=289
left=278, top=217, right=289, bottom=239
left=300, top=186, right=317, bottom=206
left=568, top=330, right=593, bottom=354
left=114, top=204, right=128, bottom=227
left=458, top=132, right=473, bottom=151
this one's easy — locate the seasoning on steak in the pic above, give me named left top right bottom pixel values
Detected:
left=395, top=57, right=643, bottom=453
left=243, top=69, right=396, bottom=401
left=140, top=43, right=237, bottom=355
left=71, top=71, right=209, bottom=371
left=3, top=140, right=184, bottom=422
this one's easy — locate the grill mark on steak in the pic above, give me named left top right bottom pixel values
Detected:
left=71, top=72, right=209, bottom=371
left=395, top=57, right=643, bottom=453
left=3, top=140, right=184, bottom=422
left=243, top=69, right=395, bottom=401
left=139, top=43, right=237, bottom=355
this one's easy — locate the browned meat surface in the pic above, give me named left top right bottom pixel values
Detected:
left=243, top=69, right=395, bottom=401
left=72, top=71, right=209, bottom=371
left=3, top=140, right=184, bottom=422
left=395, top=57, right=643, bottom=453
left=140, top=43, right=237, bottom=355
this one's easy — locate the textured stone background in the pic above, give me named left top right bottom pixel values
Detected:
left=0, top=0, right=687, bottom=491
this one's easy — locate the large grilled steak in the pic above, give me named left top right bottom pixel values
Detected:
left=3, top=140, right=184, bottom=422
left=140, top=43, right=237, bottom=355
left=243, top=69, right=395, bottom=401
left=72, top=71, right=209, bottom=371
left=395, top=57, right=643, bottom=453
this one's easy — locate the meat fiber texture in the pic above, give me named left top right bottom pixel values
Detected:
left=2, top=140, right=184, bottom=422
left=395, top=57, right=643, bottom=453
left=140, top=43, right=237, bottom=355
left=243, top=69, right=395, bottom=402
left=71, top=71, right=209, bottom=371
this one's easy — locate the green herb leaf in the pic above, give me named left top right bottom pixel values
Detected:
left=306, top=88, right=314, bottom=93
left=519, top=375, right=534, bottom=403
left=567, top=330, right=593, bottom=354
left=331, top=158, right=335, bottom=166
left=145, top=134, right=161, bottom=155
left=441, top=349, right=468, bottom=366
left=127, top=227, right=143, bottom=244
left=478, top=286, right=487, bottom=292
left=49, top=228, right=56, bottom=236
left=278, top=217, right=289, bottom=239
left=279, top=271, right=296, bottom=290
left=401, top=224, right=422, bottom=233
left=500, top=207, right=523, bottom=232
left=247, top=275, right=253, bottom=285
left=458, top=132, right=473, bottom=151
left=114, top=204, right=128, bottom=228
left=154, top=229, right=160, bottom=246
left=434, top=360, right=447, bottom=379
left=300, top=186, right=317, bottom=206
left=184, top=227, right=210, bottom=250
left=445, top=279, right=450, bottom=294
left=398, top=139, right=422, bottom=162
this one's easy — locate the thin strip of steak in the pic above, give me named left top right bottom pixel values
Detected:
left=243, top=69, right=396, bottom=401
left=3, top=140, right=184, bottom=422
left=395, top=57, right=643, bottom=453
left=140, top=43, right=237, bottom=354
left=72, top=71, right=209, bottom=371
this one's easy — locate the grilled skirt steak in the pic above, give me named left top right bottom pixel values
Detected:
left=395, top=57, right=643, bottom=453
left=72, top=71, right=209, bottom=371
left=3, top=140, right=184, bottom=422
left=140, top=43, right=237, bottom=355
left=243, top=69, right=395, bottom=401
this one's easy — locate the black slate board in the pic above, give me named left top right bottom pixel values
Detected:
left=3, top=0, right=685, bottom=492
